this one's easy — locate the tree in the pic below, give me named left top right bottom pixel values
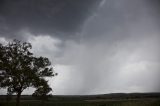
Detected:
left=32, top=81, right=53, bottom=106
left=0, top=40, right=57, bottom=106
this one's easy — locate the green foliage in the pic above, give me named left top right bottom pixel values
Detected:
left=0, top=39, right=57, bottom=105
left=32, top=79, right=52, bottom=101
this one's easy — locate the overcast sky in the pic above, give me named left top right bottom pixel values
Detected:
left=0, top=0, right=160, bottom=95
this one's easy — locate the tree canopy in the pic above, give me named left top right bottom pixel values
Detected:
left=0, top=40, right=57, bottom=106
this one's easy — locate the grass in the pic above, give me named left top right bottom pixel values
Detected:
left=1, top=93, right=160, bottom=106
left=1, top=99, right=160, bottom=106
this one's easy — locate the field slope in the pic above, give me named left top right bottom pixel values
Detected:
left=0, top=93, right=160, bottom=106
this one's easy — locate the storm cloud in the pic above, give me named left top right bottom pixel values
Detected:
left=0, top=0, right=160, bottom=95
left=0, top=0, right=101, bottom=40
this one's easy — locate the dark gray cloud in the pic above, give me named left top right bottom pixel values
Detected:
left=82, top=0, right=160, bottom=41
left=0, top=0, right=101, bottom=40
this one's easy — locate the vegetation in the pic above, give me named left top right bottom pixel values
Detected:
left=0, top=40, right=57, bottom=106
left=0, top=93, right=160, bottom=106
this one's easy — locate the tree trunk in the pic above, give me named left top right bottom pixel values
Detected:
left=16, top=91, right=21, bottom=106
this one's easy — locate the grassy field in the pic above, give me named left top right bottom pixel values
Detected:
left=1, top=99, right=160, bottom=106
left=1, top=93, right=160, bottom=106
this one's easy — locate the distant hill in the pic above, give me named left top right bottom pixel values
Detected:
left=50, top=93, right=160, bottom=101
